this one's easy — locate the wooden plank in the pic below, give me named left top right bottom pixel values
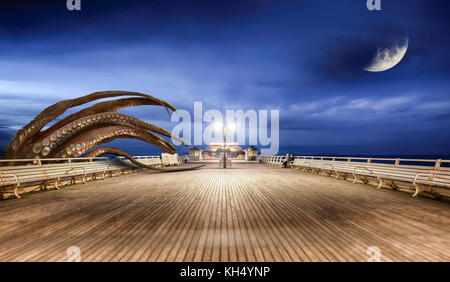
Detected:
left=0, top=162, right=449, bottom=262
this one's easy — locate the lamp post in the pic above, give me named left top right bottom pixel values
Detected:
left=215, top=121, right=235, bottom=169
left=223, top=125, right=227, bottom=168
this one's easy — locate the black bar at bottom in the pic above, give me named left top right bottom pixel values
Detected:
left=0, top=262, right=446, bottom=281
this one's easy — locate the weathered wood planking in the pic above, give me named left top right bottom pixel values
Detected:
left=0, top=162, right=448, bottom=262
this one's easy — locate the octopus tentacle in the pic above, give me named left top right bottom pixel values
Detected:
left=84, top=147, right=164, bottom=171
left=31, top=98, right=171, bottom=143
left=2, top=91, right=201, bottom=173
left=50, top=126, right=175, bottom=159
left=85, top=146, right=204, bottom=172
left=4, top=91, right=176, bottom=159
left=23, top=111, right=185, bottom=159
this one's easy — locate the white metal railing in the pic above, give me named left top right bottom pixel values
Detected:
left=0, top=155, right=162, bottom=166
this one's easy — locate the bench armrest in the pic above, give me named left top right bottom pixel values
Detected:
left=413, top=173, right=433, bottom=185
left=353, top=167, right=373, bottom=183
left=0, top=172, right=19, bottom=185
left=65, top=167, right=87, bottom=177
left=353, top=166, right=373, bottom=174
left=322, top=163, right=334, bottom=170
left=0, top=172, right=21, bottom=198
left=412, top=173, right=435, bottom=197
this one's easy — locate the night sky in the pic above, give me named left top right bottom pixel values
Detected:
left=1, top=0, right=449, bottom=156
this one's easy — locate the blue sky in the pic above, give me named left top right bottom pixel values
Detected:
left=0, top=0, right=450, bottom=156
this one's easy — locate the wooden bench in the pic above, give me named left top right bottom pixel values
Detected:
left=284, top=156, right=450, bottom=197
left=412, top=165, right=450, bottom=197
left=0, top=162, right=91, bottom=198
left=0, top=156, right=163, bottom=199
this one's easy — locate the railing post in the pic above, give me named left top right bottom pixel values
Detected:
left=395, top=159, right=400, bottom=167
left=434, top=159, right=442, bottom=170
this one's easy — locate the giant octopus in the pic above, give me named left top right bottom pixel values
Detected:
left=2, top=91, right=200, bottom=171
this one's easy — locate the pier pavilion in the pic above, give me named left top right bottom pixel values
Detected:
left=188, top=146, right=203, bottom=161
left=203, top=143, right=245, bottom=159
left=244, top=146, right=259, bottom=161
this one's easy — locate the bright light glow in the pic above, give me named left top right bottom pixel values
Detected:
left=226, top=122, right=236, bottom=132
left=214, top=121, right=223, bottom=131
left=213, top=121, right=235, bottom=132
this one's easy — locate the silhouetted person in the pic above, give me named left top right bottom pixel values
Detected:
left=283, top=154, right=294, bottom=168
left=282, top=154, right=289, bottom=168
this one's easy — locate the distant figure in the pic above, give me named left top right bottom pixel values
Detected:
left=282, top=154, right=289, bottom=168
left=283, top=154, right=294, bottom=168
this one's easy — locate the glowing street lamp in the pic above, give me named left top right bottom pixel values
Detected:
left=214, top=121, right=235, bottom=168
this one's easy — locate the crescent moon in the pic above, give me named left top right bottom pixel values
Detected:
left=365, top=38, right=408, bottom=72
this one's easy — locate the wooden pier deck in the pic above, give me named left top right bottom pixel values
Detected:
left=0, top=162, right=449, bottom=262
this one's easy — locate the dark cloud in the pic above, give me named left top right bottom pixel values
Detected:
left=0, top=0, right=450, bottom=155
left=424, top=112, right=450, bottom=122
left=0, top=120, right=14, bottom=154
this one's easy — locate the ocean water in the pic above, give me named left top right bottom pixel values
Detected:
left=1, top=141, right=449, bottom=168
